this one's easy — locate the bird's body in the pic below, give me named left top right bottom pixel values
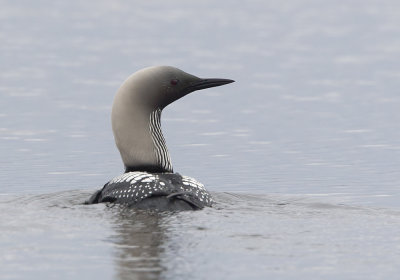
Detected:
left=87, top=171, right=212, bottom=210
left=86, top=66, right=234, bottom=210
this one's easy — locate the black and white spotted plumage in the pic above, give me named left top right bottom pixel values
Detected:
left=86, top=172, right=213, bottom=210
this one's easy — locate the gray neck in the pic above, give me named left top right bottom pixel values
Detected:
left=149, top=109, right=173, bottom=173
left=111, top=82, right=173, bottom=173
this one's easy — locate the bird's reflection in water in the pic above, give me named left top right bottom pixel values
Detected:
left=106, top=205, right=174, bottom=280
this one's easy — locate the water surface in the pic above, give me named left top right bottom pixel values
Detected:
left=1, top=0, right=400, bottom=279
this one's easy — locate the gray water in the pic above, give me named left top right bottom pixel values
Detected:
left=1, top=0, right=400, bottom=279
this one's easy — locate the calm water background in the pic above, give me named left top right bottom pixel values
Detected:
left=1, top=0, right=400, bottom=279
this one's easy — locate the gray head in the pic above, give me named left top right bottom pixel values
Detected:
left=111, top=66, right=234, bottom=173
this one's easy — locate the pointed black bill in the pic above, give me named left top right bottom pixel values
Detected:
left=190, top=78, right=235, bottom=92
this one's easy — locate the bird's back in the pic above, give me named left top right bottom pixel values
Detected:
left=86, top=172, right=213, bottom=210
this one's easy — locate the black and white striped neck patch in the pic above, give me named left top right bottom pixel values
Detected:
left=149, top=109, right=173, bottom=173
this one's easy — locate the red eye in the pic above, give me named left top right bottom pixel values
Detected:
left=170, top=79, right=179, bottom=85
